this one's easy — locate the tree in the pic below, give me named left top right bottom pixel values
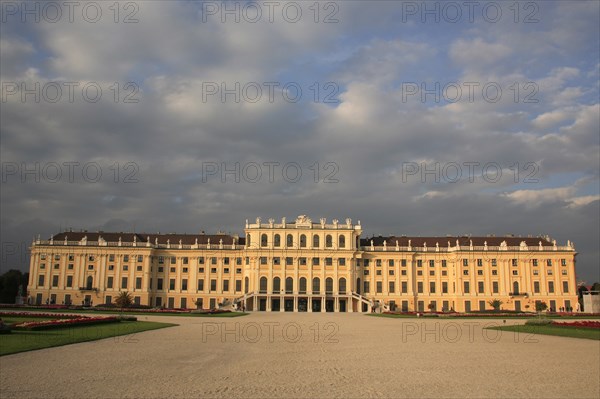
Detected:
left=535, top=301, right=548, bottom=313
left=194, top=298, right=203, bottom=309
left=0, top=270, right=29, bottom=303
left=114, top=291, right=133, bottom=311
left=592, top=282, right=600, bottom=292
left=488, top=299, right=503, bottom=311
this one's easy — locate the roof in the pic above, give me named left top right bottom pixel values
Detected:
left=52, top=232, right=245, bottom=245
left=360, top=236, right=555, bottom=248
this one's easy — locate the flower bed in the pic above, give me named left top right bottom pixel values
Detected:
left=551, top=321, right=600, bottom=329
left=91, top=307, right=190, bottom=313
left=0, top=311, right=85, bottom=319
left=12, top=316, right=120, bottom=331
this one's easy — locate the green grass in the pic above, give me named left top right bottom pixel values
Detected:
left=0, top=307, right=251, bottom=318
left=366, top=313, right=420, bottom=318
left=2, top=316, right=61, bottom=324
left=487, top=324, right=600, bottom=340
left=0, top=321, right=177, bottom=356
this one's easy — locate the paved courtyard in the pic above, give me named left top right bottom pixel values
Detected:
left=1, top=313, right=599, bottom=398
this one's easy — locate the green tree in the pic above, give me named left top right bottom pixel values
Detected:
left=591, top=282, right=600, bottom=292
left=114, top=291, right=133, bottom=311
left=535, top=301, right=548, bottom=313
left=488, top=299, right=503, bottom=311
left=0, top=270, right=28, bottom=303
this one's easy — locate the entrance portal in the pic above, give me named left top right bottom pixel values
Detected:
left=312, top=298, right=321, bottom=312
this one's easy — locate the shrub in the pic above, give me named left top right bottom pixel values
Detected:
left=525, top=318, right=552, bottom=326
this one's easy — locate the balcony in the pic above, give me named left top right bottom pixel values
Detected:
left=79, top=287, right=99, bottom=292
left=509, top=292, right=528, bottom=297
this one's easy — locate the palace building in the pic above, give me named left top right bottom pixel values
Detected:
left=28, top=215, right=579, bottom=313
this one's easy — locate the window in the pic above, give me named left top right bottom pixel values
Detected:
left=339, top=258, right=346, bottom=266
left=364, top=259, right=370, bottom=267
left=246, top=234, right=251, bottom=247
left=210, top=268, right=217, bottom=273
left=136, top=277, right=142, bottom=289
left=401, top=270, right=407, bottom=276
left=417, top=260, right=423, bottom=267
left=389, top=281, right=395, bottom=293
left=312, top=278, right=320, bottom=294
left=169, top=279, right=175, bottom=290
left=158, top=256, right=164, bottom=264
left=197, top=279, right=204, bottom=291
left=326, top=278, right=333, bottom=293
left=512, top=270, right=518, bottom=275
left=363, top=281, right=370, bottom=293
left=52, top=275, right=59, bottom=287
left=562, top=281, right=569, bottom=293
left=261, top=234, right=268, bottom=247
left=210, top=279, right=217, bottom=291
left=325, top=258, right=332, bottom=266
left=477, top=270, right=483, bottom=276
left=299, top=257, right=306, bottom=266
left=121, top=277, right=128, bottom=289
left=236, top=280, right=242, bottom=291
left=287, top=234, right=293, bottom=247
left=211, top=257, right=217, bottom=265
left=89, top=255, right=95, bottom=261
left=376, top=259, right=382, bottom=266
left=477, top=259, right=482, bottom=267
left=313, top=234, right=320, bottom=248
left=548, top=281, right=555, bottom=293
left=376, top=270, right=382, bottom=276
left=401, top=281, right=408, bottom=293
left=364, top=270, right=369, bottom=275
left=40, top=263, right=46, bottom=270
left=546, top=259, right=552, bottom=266
left=533, top=269, right=539, bottom=275
left=273, top=257, right=280, bottom=266
left=236, top=257, right=242, bottom=265
left=68, top=264, right=74, bottom=270
left=299, top=277, right=307, bottom=294
left=547, top=269, right=553, bottom=275
left=170, top=267, right=176, bottom=273
left=492, top=281, right=499, bottom=294
left=182, top=267, right=188, bottom=273
left=442, top=282, right=448, bottom=293
left=260, top=257, right=267, bottom=265
left=223, top=280, right=229, bottom=292
left=106, top=276, right=113, bottom=289
left=478, top=281, right=484, bottom=293
left=492, top=270, right=498, bottom=276
left=274, top=234, right=281, bottom=247
left=401, top=259, right=407, bottom=267
left=41, top=254, right=47, bottom=260
left=137, top=265, right=142, bottom=271
left=389, top=269, right=395, bottom=275
left=442, top=260, right=447, bottom=267
left=534, top=281, right=540, bottom=293
left=561, top=270, right=567, bottom=276
left=123, top=265, right=128, bottom=271
left=66, top=275, right=73, bottom=288
left=463, top=270, right=469, bottom=275
left=491, top=259, right=497, bottom=266
left=138, top=255, right=143, bottom=263
left=236, top=268, right=242, bottom=274
left=376, top=281, right=382, bottom=293
left=272, top=277, right=281, bottom=293
left=389, top=259, right=394, bottom=266
left=561, top=259, right=566, bottom=266
left=326, top=235, right=332, bottom=248
left=123, top=255, right=129, bottom=262
left=442, top=270, right=447, bottom=276
left=463, top=281, right=470, bottom=293
left=68, top=254, right=74, bottom=261
left=88, top=265, right=93, bottom=270
left=429, top=282, right=436, bottom=293
left=512, top=259, right=517, bottom=266
left=286, top=257, right=293, bottom=266
left=157, top=278, right=163, bottom=290
left=532, top=259, right=538, bottom=266
left=38, top=275, right=45, bottom=286
left=181, top=279, right=188, bottom=291
left=417, top=282, right=423, bottom=293
left=54, top=264, right=60, bottom=270
left=463, top=259, right=468, bottom=267
left=417, top=270, right=422, bottom=276
left=429, top=270, right=435, bottom=276
left=339, top=235, right=345, bottom=248
left=339, top=278, right=347, bottom=294
left=198, top=257, right=205, bottom=264
left=429, top=260, right=434, bottom=267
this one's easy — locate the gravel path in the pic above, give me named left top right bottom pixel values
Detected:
left=1, top=313, right=598, bottom=398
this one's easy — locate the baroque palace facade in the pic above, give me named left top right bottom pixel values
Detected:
left=28, top=216, right=579, bottom=313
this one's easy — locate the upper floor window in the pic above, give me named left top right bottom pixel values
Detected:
left=274, top=234, right=281, bottom=247
left=286, top=234, right=293, bottom=247
left=325, top=235, right=333, bottom=248
left=261, top=234, right=268, bottom=247
left=339, top=235, right=346, bottom=248
left=313, top=234, right=320, bottom=248
left=300, top=234, right=307, bottom=248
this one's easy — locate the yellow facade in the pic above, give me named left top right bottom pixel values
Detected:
left=28, top=216, right=579, bottom=313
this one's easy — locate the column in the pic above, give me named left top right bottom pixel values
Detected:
left=294, top=296, right=298, bottom=312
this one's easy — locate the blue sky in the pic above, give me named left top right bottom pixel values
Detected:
left=1, top=1, right=599, bottom=282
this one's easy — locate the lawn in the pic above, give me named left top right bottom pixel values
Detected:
left=190, top=312, right=250, bottom=317
left=0, top=307, right=250, bottom=318
left=486, top=324, right=600, bottom=340
left=0, top=321, right=177, bottom=356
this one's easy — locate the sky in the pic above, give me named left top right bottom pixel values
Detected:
left=1, top=1, right=599, bottom=283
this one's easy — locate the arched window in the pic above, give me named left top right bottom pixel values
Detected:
left=247, top=234, right=251, bottom=247
left=259, top=277, right=267, bottom=293
left=313, top=234, right=320, bottom=248
left=339, top=235, right=346, bottom=248
left=273, top=277, right=281, bottom=293
left=244, top=277, right=249, bottom=294
left=326, top=234, right=333, bottom=248
left=339, top=278, right=346, bottom=294
left=312, top=277, right=320, bottom=294
left=300, top=234, right=307, bottom=248
left=261, top=234, right=268, bottom=247
left=325, top=277, right=333, bottom=293
left=356, top=277, right=361, bottom=294
left=286, top=277, right=293, bottom=294
left=286, top=234, right=293, bottom=247
left=513, top=281, right=519, bottom=294
left=86, top=276, right=93, bottom=290
left=299, top=277, right=307, bottom=294
left=274, top=234, right=281, bottom=247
